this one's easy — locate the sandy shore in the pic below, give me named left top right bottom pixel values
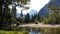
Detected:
left=19, top=23, right=60, bottom=28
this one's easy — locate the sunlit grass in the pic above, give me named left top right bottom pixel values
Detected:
left=0, top=30, right=29, bottom=34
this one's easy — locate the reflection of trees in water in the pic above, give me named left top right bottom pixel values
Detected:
left=43, top=28, right=60, bottom=34
left=30, top=28, right=40, bottom=34
left=15, top=27, right=60, bottom=34
left=28, top=27, right=60, bottom=34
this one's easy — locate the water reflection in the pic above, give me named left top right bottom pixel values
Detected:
left=17, top=27, right=60, bottom=34
left=30, top=28, right=40, bottom=34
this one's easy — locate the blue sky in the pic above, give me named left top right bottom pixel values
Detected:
left=15, top=0, right=50, bottom=14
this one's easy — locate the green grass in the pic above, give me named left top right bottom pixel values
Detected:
left=0, top=30, right=29, bottom=34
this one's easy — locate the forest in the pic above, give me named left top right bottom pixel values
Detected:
left=0, top=0, right=60, bottom=31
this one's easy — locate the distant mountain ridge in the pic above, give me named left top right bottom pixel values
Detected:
left=38, top=4, right=48, bottom=17
left=38, top=0, right=60, bottom=17
left=16, top=0, right=60, bottom=18
left=29, top=9, right=37, bottom=15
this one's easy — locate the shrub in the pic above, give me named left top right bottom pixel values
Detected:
left=23, top=31, right=29, bottom=34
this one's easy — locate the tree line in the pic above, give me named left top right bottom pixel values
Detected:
left=43, top=0, right=60, bottom=24
left=0, top=0, right=60, bottom=30
left=0, top=0, right=31, bottom=30
left=0, top=0, right=41, bottom=30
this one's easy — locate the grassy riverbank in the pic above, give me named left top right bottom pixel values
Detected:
left=0, top=30, right=29, bottom=34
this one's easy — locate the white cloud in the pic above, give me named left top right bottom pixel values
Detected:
left=17, top=0, right=50, bottom=14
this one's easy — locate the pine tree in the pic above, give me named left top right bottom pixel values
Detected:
left=20, top=10, right=23, bottom=17
left=25, top=13, right=30, bottom=23
left=0, top=0, right=30, bottom=29
left=46, top=0, right=60, bottom=24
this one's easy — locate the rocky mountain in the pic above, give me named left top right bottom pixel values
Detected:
left=29, top=9, right=37, bottom=15
left=38, top=0, right=60, bottom=17
left=38, top=4, right=48, bottom=17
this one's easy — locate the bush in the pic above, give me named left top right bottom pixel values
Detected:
left=23, top=31, right=29, bottom=34
left=43, top=18, right=49, bottom=24
left=43, top=16, right=58, bottom=24
left=14, top=31, right=19, bottom=34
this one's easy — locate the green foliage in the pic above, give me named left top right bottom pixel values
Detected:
left=0, top=30, right=29, bottom=34
left=31, top=13, right=41, bottom=23
left=43, top=0, right=60, bottom=24
left=17, top=0, right=30, bottom=4
left=20, top=10, right=23, bottom=17
left=23, top=31, right=29, bottom=34
left=17, top=17, right=24, bottom=23
left=0, top=0, right=30, bottom=30
left=25, top=13, right=30, bottom=23
left=43, top=17, right=55, bottom=24
left=0, top=31, right=25, bottom=34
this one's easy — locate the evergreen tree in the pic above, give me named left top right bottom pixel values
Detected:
left=44, top=0, right=60, bottom=24
left=20, top=10, right=23, bottom=17
left=31, top=15, right=34, bottom=22
left=25, top=13, right=30, bottom=23
left=37, top=14, right=40, bottom=21
left=0, top=0, right=30, bottom=30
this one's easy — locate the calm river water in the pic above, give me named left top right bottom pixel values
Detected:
left=17, top=27, right=60, bottom=34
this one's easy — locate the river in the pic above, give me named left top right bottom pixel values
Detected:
left=16, top=27, right=60, bottom=34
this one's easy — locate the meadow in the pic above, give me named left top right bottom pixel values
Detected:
left=0, top=30, right=29, bottom=34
